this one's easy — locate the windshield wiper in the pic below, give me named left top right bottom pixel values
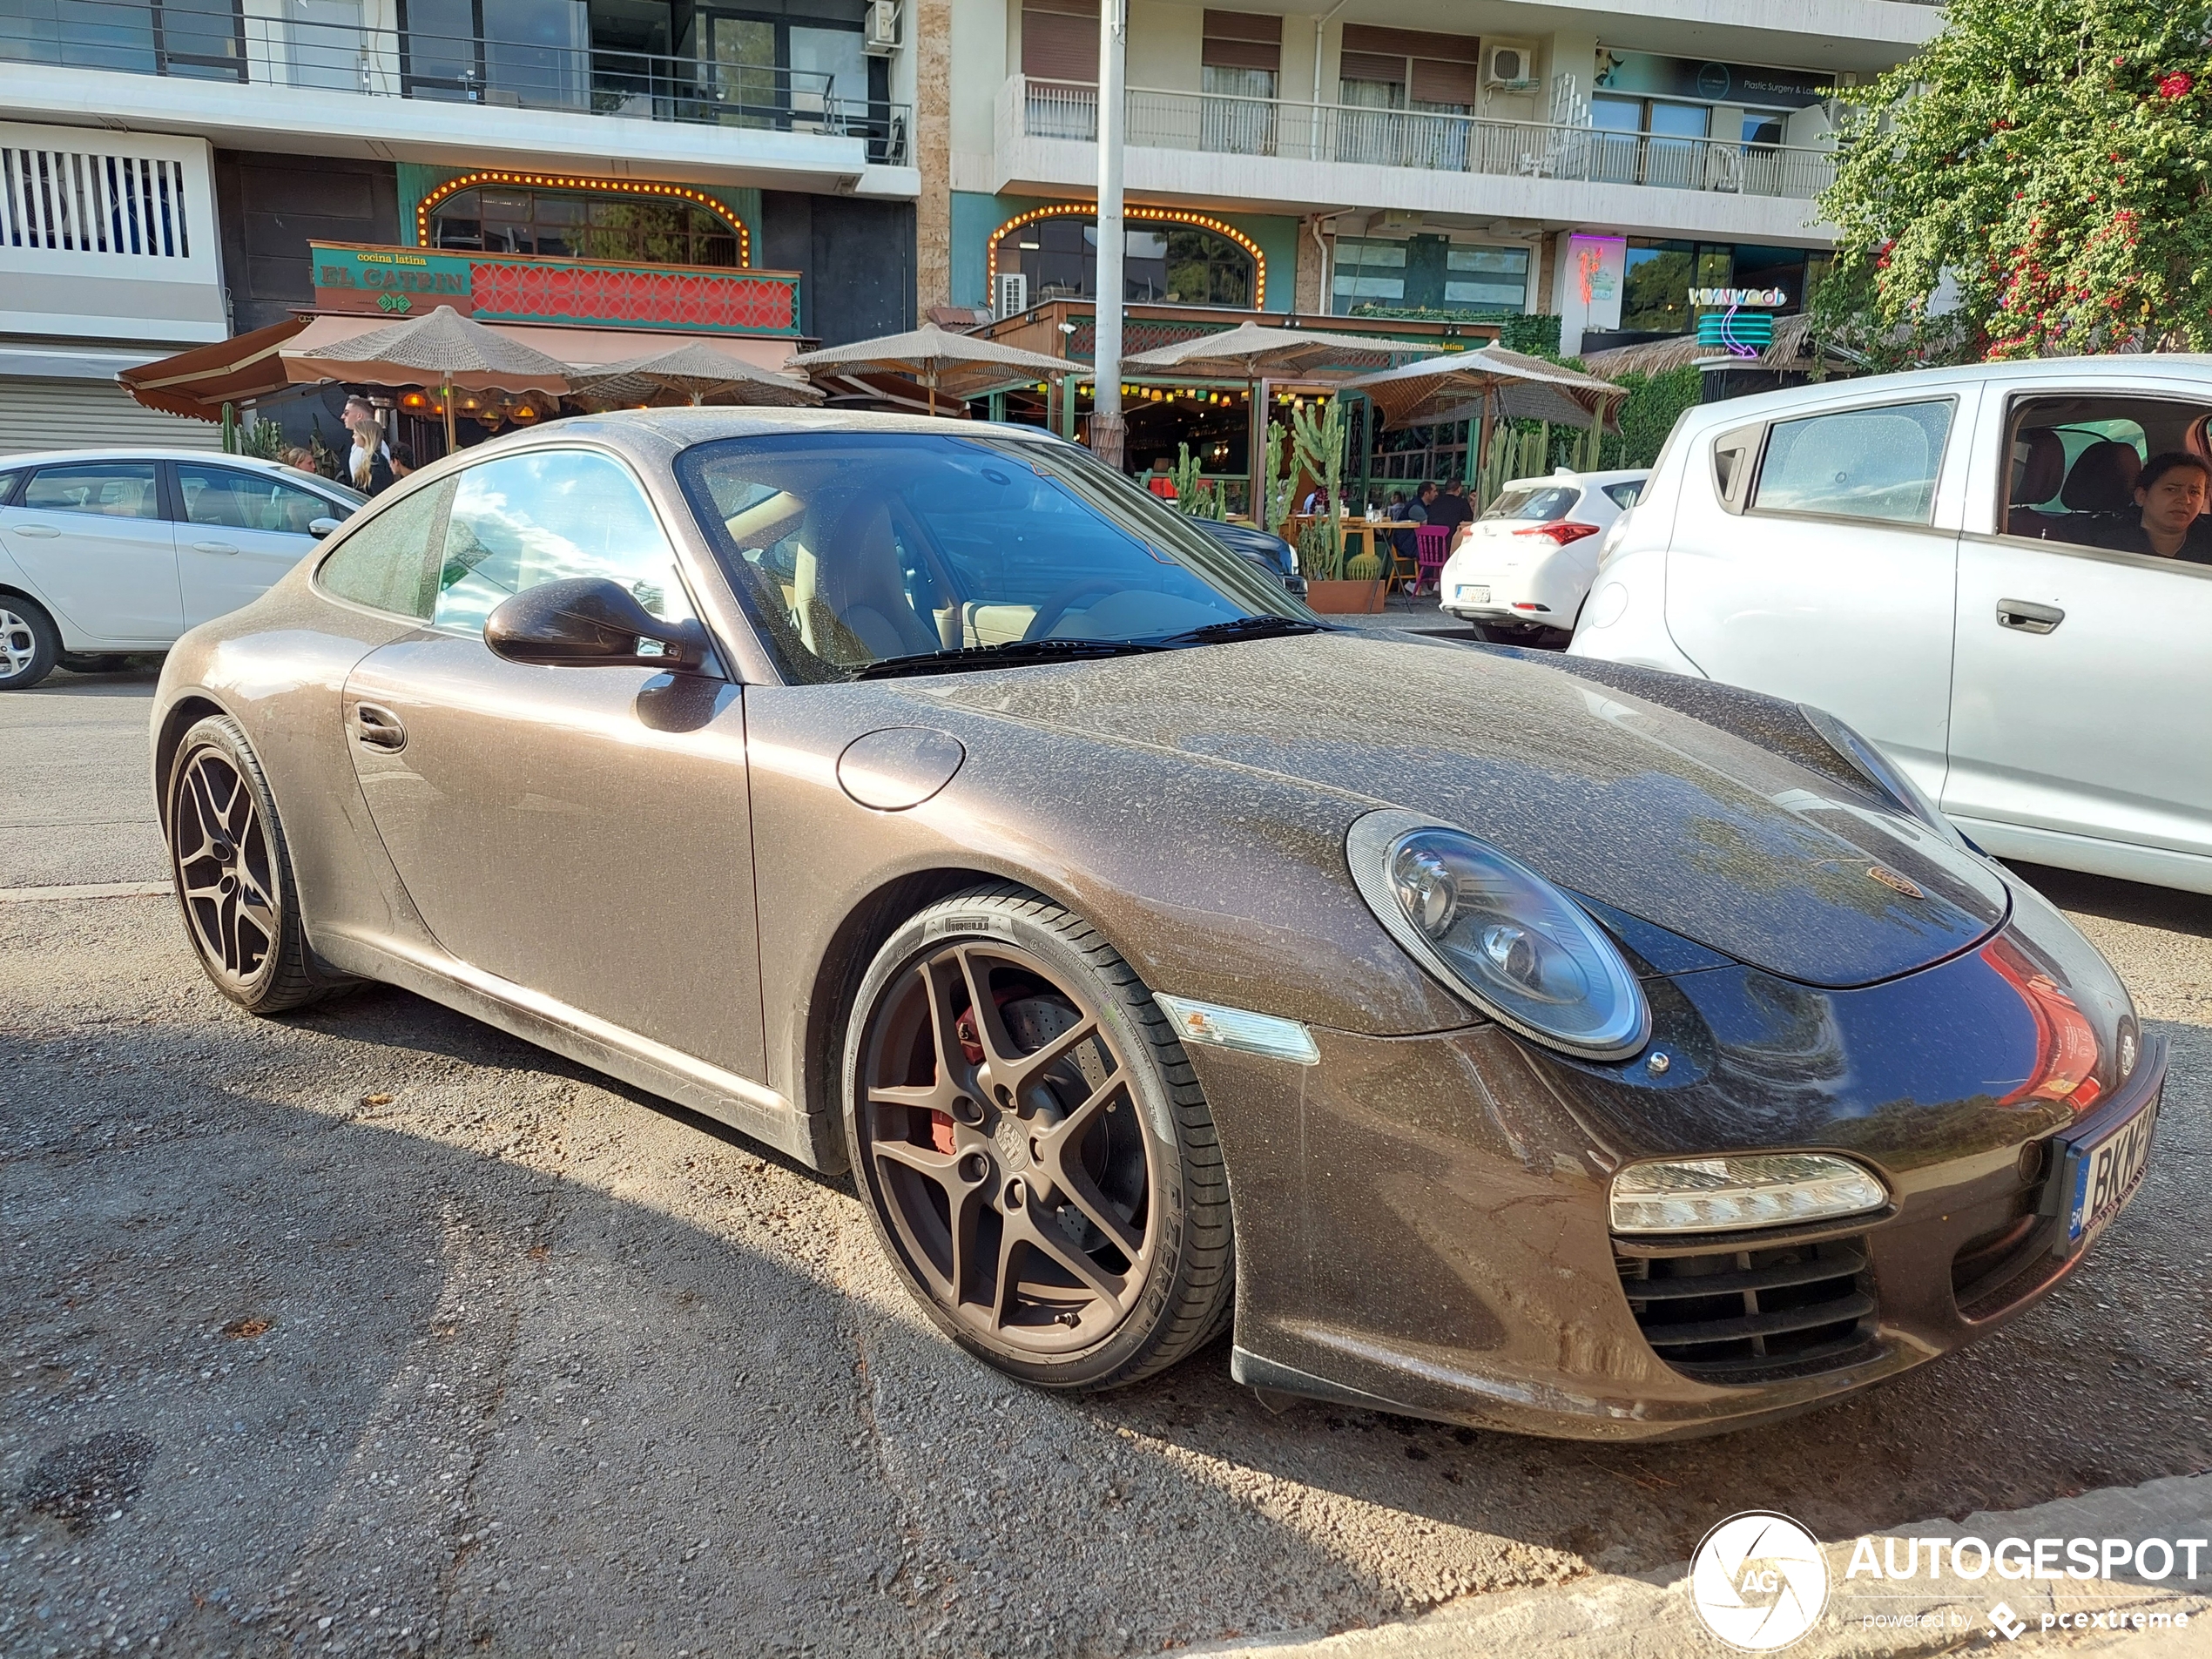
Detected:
left=1157, top=615, right=1330, bottom=646
left=850, top=637, right=1171, bottom=680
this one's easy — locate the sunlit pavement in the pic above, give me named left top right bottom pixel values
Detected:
left=3, top=669, right=2206, bottom=1657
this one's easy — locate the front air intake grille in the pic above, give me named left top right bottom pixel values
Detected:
left=1616, top=1236, right=1876, bottom=1383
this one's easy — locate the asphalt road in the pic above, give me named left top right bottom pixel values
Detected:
left=2, top=667, right=2207, bottom=1659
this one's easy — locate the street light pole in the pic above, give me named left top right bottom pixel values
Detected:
left=1089, top=0, right=1126, bottom=469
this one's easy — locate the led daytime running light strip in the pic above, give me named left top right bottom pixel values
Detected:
left=986, top=204, right=1266, bottom=307
left=414, top=170, right=753, bottom=267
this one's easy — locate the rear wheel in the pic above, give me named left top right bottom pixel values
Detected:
left=0, top=597, right=58, bottom=691
left=844, top=886, right=1233, bottom=1389
left=166, top=715, right=328, bottom=1014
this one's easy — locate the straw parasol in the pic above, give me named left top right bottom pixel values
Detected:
left=1579, top=314, right=1842, bottom=383
left=1124, top=321, right=1434, bottom=485
left=1121, top=320, right=1416, bottom=380
left=786, top=321, right=1079, bottom=416
left=285, top=305, right=572, bottom=448
left=569, top=341, right=822, bottom=408
left=1341, top=345, right=1626, bottom=431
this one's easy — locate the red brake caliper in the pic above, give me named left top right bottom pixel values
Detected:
left=929, top=997, right=1001, bottom=1155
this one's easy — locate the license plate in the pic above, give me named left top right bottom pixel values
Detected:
left=1458, top=584, right=1490, bottom=604
left=2062, top=1095, right=2160, bottom=1251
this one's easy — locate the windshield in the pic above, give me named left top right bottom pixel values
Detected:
left=677, top=431, right=1308, bottom=682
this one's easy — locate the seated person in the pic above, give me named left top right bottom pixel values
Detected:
left=2092, top=451, right=2212, bottom=564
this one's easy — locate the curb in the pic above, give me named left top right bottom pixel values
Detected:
left=1190, top=1474, right=2212, bottom=1657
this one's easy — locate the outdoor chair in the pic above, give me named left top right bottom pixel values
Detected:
left=1414, top=525, right=1451, bottom=594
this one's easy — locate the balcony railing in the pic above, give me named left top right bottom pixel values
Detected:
left=1021, top=78, right=1834, bottom=199
left=0, top=0, right=911, bottom=166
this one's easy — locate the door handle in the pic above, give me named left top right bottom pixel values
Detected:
left=11, top=523, right=59, bottom=538
left=190, top=540, right=239, bottom=555
left=1996, top=597, right=2064, bottom=635
left=353, top=702, right=407, bottom=752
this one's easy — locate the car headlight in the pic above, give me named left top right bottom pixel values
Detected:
left=1346, top=809, right=1649, bottom=1061
left=1609, top=1154, right=1887, bottom=1235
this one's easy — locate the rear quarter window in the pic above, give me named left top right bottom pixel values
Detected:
left=1481, top=484, right=1580, bottom=522
left=1602, top=481, right=1643, bottom=509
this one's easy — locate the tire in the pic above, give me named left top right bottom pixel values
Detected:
left=0, top=596, right=59, bottom=691
left=843, top=884, right=1234, bottom=1390
left=166, top=715, right=329, bottom=1014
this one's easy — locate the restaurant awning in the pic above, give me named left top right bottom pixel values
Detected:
left=116, top=318, right=311, bottom=420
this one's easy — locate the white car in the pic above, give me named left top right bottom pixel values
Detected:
left=0, top=448, right=363, bottom=690
left=1438, top=467, right=1647, bottom=640
left=1571, top=354, right=2212, bottom=894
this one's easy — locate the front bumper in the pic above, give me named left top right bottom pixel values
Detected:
left=1190, top=939, right=2161, bottom=1441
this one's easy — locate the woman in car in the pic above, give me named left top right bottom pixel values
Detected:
left=2095, top=451, right=2212, bottom=564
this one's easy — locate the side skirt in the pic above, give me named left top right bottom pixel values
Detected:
left=318, top=933, right=816, bottom=1166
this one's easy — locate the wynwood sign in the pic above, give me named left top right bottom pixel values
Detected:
left=1689, top=287, right=1791, bottom=307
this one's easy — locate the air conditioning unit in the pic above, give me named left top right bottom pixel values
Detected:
left=1485, top=42, right=1537, bottom=90
left=864, top=0, right=900, bottom=54
left=994, top=271, right=1029, bottom=320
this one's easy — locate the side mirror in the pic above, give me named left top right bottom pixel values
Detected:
left=484, top=577, right=711, bottom=671
left=308, top=517, right=343, bottom=539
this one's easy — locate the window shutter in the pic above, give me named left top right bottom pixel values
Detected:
left=1202, top=10, right=1281, bottom=71
left=1340, top=24, right=1475, bottom=61
left=1022, top=3, right=1100, bottom=81
left=1410, top=58, right=1477, bottom=106
left=1339, top=51, right=1403, bottom=85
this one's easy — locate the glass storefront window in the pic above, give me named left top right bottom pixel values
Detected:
left=1333, top=236, right=1527, bottom=317
left=994, top=217, right=1255, bottom=307
left=431, top=186, right=743, bottom=266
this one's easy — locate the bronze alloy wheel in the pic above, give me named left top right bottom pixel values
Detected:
left=846, top=887, right=1234, bottom=1389
left=167, top=716, right=328, bottom=1014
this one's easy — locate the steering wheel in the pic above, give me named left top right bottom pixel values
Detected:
left=1022, top=577, right=1123, bottom=642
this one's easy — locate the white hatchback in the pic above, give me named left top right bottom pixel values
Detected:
left=0, top=448, right=363, bottom=689
left=1438, top=468, right=1647, bottom=640
left=1570, top=354, right=2212, bottom=894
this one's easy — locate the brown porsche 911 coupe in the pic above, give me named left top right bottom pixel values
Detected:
left=150, top=410, right=2163, bottom=1440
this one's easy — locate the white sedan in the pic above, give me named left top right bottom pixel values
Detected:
left=1570, top=354, right=2212, bottom=895
left=1438, top=468, right=1646, bottom=641
left=0, top=448, right=363, bottom=689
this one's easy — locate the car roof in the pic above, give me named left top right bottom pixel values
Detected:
left=0, top=447, right=354, bottom=487
left=1668, top=353, right=2212, bottom=437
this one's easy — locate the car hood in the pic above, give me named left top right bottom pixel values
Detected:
left=905, top=632, right=2009, bottom=989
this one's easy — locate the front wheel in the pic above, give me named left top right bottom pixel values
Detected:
left=167, top=715, right=330, bottom=1014
left=0, top=597, right=59, bottom=690
left=843, top=886, right=1234, bottom=1390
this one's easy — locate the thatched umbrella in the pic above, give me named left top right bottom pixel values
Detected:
left=1342, top=345, right=1625, bottom=430
left=285, top=305, right=571, bottom=448
left=570, top=341, right=821, bottom=408
left=786, top=321, right=1078, bottom=416
left=1123, top=321, right=1429, bottom=490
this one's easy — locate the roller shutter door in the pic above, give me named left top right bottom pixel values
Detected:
left=0, top=377, right=223, bottom=456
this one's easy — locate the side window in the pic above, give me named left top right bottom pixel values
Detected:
left=177, top=464, right=346, bottom=536
left=1602, top=481, right=1643, bottom=509
left=0, top=470, right=21, bottom=506
left=1751, top=399, right=1955, bottom=526
left=22, top=462, right=163, bottom=521
left=430, top=448, right=694, bottom=637
left=316, top=480, right=453, bottom=618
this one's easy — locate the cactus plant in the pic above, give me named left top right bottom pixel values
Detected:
left=1258, top=420, right=1294, bottom=536
left=1168, top=442, right=1226, bottom=520
left=1288, top=395, right=1350, bottom=580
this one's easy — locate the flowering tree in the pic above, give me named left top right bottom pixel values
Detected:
left=1813, top=0, right=2212, bottom=364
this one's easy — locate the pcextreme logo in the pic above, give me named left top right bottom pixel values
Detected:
left=1689, top=1511, right=1830, bottom=1651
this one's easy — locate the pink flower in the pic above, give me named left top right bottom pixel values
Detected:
left=2159, top=71, right=2194, bottom=98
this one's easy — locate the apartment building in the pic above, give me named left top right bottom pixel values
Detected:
left=0, top=0, right=921, bottom=450
left=938, top=0, right=1943, bottom=353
